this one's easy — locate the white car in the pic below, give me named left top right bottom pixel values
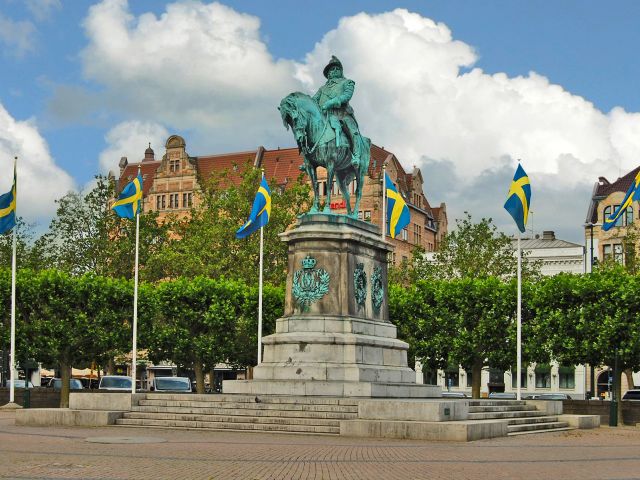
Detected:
left=3, top=380, right=34, bottom=388
left=152, top=376, right=192, bottom=393
left=98, top=375, right=133, bottom=391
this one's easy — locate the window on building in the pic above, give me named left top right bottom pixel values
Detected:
left=358, top=211, right=363, bottom=220
left=626, top=206, right=634, bottom=226
left=558, top=365, right=575, bottom=389
left=401, top=228, right=408, bottom=241
left=169, top=159, right=180, bottom=173
left=332, top=181, right=340, bottom=195
left=182, top=192, right=193, bottom=208
left=413, top=224, right=422, bottom=245
left=156, top=195, right=166, bottom=210
left=603, top=244, right=612, bottom=261
left=511, top=370, right=527, bottom=389
left=169, top=193, right=179, bottom=209
left=614, top=244, right=623, bottom=264
left=364, top=210, right=371, bottom=221
left=535, top=364, right=551, bottom=388
left=422, top=370, right=437, bottom=386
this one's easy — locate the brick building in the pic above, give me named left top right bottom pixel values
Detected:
left=116, top=135, right=447, bottom=265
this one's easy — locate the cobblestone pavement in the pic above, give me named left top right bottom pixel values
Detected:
left=2, top=411, right=640, bottom=480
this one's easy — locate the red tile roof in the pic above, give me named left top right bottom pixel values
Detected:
left=118, top=161, right=161, bottom=196
left=196, top=150, right=258, bottom=186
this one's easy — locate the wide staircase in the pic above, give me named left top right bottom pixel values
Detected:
left=115, top=394, right=359, bottom=435
left=468, top=400, right=571, bottom=435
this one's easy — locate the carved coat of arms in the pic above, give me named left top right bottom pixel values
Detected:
left=292, top=255, right=330, bottom=312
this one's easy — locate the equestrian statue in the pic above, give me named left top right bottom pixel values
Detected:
left=278, top=56, right=371, bottom=217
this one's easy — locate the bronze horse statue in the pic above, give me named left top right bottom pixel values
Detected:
left=278, top=92, right=370, bottom=217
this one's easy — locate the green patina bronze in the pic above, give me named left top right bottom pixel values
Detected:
left=371, top=266, right=384, bottom=314
left=279, top=56, right=371, bottom=218
left=353, top=263, right=367, bottom=307
left=292, top=255, right=330, bottom=312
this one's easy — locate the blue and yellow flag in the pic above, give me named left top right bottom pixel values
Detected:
left=385, top=172, right=410, bottom=239
left=236, top=175, right=271, bottom=239
left=602, top=170, right=640, bottom=231
left=0, top=162, right=16, bottom=235
left=112, top=173, right=143, bottom=219
left=504, top=164, right=531, bottom=233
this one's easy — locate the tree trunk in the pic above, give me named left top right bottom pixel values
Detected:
left=59, top=359, right=71, bottom=408
left=471, top=360, right=483, bottom=399
left=194, top=359, right=205, bottom=394
left=624, top=368, right=635, bottom=390
left=106, top=357, right=115, bottom=375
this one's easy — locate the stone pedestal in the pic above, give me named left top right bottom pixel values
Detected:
left=224, top=214, right=438, bottom=398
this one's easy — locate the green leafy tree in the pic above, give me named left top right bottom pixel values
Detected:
left=17, top=270, right=131, bottom=407
left=145, top=165, right=310, bottom=285
left=147, top=277, right=246, bottom=393
left=35, top=175, right=168, bottom=279
left=410, top=212, right=540, bottom=281
left=0, top=219, right=45, bottom=271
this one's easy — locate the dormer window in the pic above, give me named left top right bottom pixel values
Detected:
left=169, top=159, right=180, bottom=173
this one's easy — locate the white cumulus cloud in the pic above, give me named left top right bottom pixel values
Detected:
left=0, top=103, right=75, bottom=224
left=76, top=3, right=640, bottom=242
left=0, top=13, right=36, bottom=57
left=98, top=120, right=169, bottom=174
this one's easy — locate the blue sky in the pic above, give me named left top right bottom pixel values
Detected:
left=1, top=0, right=640, bottom=243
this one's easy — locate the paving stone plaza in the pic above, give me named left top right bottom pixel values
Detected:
left=2, top=411, right=640, bottom=480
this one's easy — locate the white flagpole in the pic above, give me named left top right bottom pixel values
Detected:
left=9, top=157, right=17, bottom=405
left=517, top=232, right=522, bottom=401
left=8, top=201, right=16, bottom=404
left=381, top=165, right=386, bottom=242
left=131, top=179, right=141, bottom=395
left=258, top=225, right=264, bottom=365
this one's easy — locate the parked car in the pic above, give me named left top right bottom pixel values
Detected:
left=3, top=379, right=34, bottom=388
left=524, top=394, right=540, bottom=400
left=98, top=375, right=133, bottom=391
left=441, top=391, right=467, bottom=398
left=538, top=393, right=572, bottom=400
left=151, top=376, right=192, bottom=393
left=47, top=378, right=84, bottom=391
left=488, top=392, right=517, bottom=399
left=622, top=389, right=640, bottom=400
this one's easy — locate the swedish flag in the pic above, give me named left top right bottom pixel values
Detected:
left=112, top=173, right=143, bottom=219
left=0, top=162, right=16, bottom=235
left=236, top=175, right=271, bottom=239
left=385, top=172, right=410, bottom=239
left=602, top=170, right=640, bottom=231
left=504, top=164, right=531, bottom=233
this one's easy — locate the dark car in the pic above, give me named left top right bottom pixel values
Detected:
left=152, top=376, right=192, bottom=393
left=622, top=389, right=640, bottom=400
left=47, top=378, right=84, bottom=391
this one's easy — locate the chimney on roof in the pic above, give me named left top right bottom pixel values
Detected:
left=542, top=231, right=555, bottom=240
left=119, top=156, right=128, bottom=174
left=598, top=176, right=610, bottom=185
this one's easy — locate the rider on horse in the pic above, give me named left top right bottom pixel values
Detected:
left=312, top=56, right=363, bottom=169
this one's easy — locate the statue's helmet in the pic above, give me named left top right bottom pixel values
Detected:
left=323, top=56, right=343, bottom=78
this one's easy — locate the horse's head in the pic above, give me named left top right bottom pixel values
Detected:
left=278, top=93, right=310, bottom=149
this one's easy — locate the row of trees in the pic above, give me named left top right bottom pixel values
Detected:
left=0, top=269, right=284, bottom=406
left=2, top=266, right=638, bottom=408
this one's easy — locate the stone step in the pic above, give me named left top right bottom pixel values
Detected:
left=508, top=427, right=573, bottom=436
left=143, top=394, right=358, bottom=406
left=506, top=416, right=559, bottom=426
left=115, top=417, right=340, bottom=434
left=468, top=400, right=528, bottom=407
left=122, top=411, right=341, bottom=427
left=468, top=404, right=537, bottom=413
left=131, top=405, right=357, bottom=420
left=137, top=399, right=358, bottom=413
left=468, top=410, right=548, bottom=420
left=507, top=421, right=570, bottom=434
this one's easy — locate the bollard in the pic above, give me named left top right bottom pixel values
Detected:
left=22, top=388, right=31, bottom=409
left=609, top=399, right=618, bottom=426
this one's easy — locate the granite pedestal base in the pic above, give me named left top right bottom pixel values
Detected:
left=224, top=214, right=438, bottom=399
